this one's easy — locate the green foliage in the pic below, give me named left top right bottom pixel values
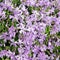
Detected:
left=13, top=21, right=18, bottom=27
left=44, top=26, right=50, bottom=45
left=45, top=49, right=51, bottom=56
left=28, top=50, right=33, bottom=58
left=54, top=9, right=59, bottom=14
left=4, top=10, right=12, bottom=18
left=10, top=45, right=19, bottom=55
left=10, top=45, right=15, bottom=52
left=15, top=47, right=19, bottom=55
left=33, top=7, right=42, bottom=11
left=0, top=21, right=8, bottom=34
left=28, top=6, right=33, bottom=15
left=5, top=58, right=10, bottom=60
left=25, top=5, right=41, bottom=13
left=2, top=56, right=11, bottom=60
left=5, top=40, right=10, bottom=50
left=0, top=39, right=4, bottom=51
left=53, top=46, right=60, bottom=55
left=0, top=58, right=2, bottom=60
left=7, top=18, right=12, bottom=27
left=44, top=35, right=50, bottom=45
left=0, top=45, right=5, bottom=51
left=0, top=0, right=3, bottom=2
left=45, top=7, right=50, bottom=12
left=14, top=32, right=19, bottom=41
left=57, top=32, right=60, bottom=35
left=45, top=26, right=50, bottom=35
left=0, top=39, right=4, bottom=44
left=12, top=0, right=21, bottom=7
left=34, top=40, right=40, bottom=46
left=56, top=32, right=60, bottom=38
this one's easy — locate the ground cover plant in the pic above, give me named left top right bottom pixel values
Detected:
left=0, top=0, right=60, bottom=60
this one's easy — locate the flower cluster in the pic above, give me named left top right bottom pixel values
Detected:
left=0, top=0, right=60, bottom=60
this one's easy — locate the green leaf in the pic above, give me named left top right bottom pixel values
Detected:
left=28, top=6, right=33, bottom=15
left=0, top=0, right=3, bottom=2
left=7, top=19, right=12, bottom=27
left=1, top=45, right=5, bottom=50
left=0, top=39, right=4, bottom=44
left=0, top=21, right=8, bottom=34
left=2, top=56, right=11, bottom=60
left=5, top=58, right=10, bottom=60
left=45, top=26, right=50, bottom=35
left=5, top=46, right=10, bottom=50
left=14, top=32, right=19, bottom=41
left=53, top=46, right=60, bottom=55
left=5, top=40, right=10, bottom=46
left=0, top=58, right=2, bottom=60
left=45, top=7, right=50, bottom=12
left=54, top=9, right=59, bottom=14
left=0, top=45, right=7, bottom=51
left=15, top=47, right=19, bottom=55
left=44, top=26, right=51, bottom=45
left=4, top=10, right=12, bottom=18
left=34, top=40, right=40, bottom=46
left=28, top=50, right=33, bottom=58
left=12, top=0, right=21, bottom=7
left=45, top=49, right=51, bottom=56
left=10, top=45, right=15, bottom=52
left=13, top=21, right=18, bottom=27
left=44, top=34, right=50, bottom=45
left=33, top=7, right=41, bottom=11
left=0, top=47, right=2, bottom=51
left=56, top=32, right=60, bottom=38
left=2, top=58, right=4, bottom=60
left=5, top=40, right=11, bottom=50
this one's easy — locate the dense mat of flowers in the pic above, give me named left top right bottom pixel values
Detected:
left=0, top=0, right=60, bottom=60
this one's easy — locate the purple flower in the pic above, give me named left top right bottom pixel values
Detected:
left=8, top=26, right=16, bottom=38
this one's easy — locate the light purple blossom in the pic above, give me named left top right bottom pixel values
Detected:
left=0, top=0, right=60, bottom=60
